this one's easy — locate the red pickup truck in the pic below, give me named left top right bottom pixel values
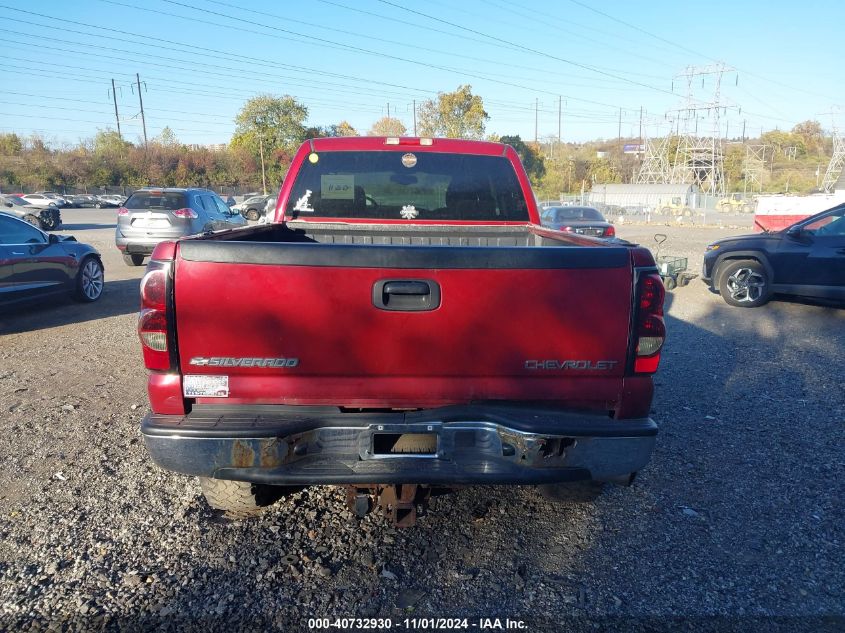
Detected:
left=138, top=137, right=664, bottom=525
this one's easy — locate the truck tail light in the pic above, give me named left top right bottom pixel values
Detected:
left=117, top=207, right=129, bottom=216
left=172, top=207, right=198, bottom=219
left=634, top=273, right=665, bottom=374
left=138, top=242, right=176, bottom=370
left=605, top=225, right=616, bottom=237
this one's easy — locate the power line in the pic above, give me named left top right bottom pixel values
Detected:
left=564, top=0, right=840, bottom=104
left=374, top=0, right=677, bottom=97
left=0, top=4, right=648, bottom=115
left=205, top=0, right=634, bottom=86
left=96, top=0, right=637, bottom=108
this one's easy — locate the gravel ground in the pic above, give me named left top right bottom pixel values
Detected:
left=0, top=209, right=843, bottom=632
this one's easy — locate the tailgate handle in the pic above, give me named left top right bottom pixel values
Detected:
left=373, top=279, right=441, bottom=311
left=384, top=281, right=430, bottom=295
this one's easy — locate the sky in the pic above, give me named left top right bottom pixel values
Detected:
left=1, top=0, right=843, bottom=147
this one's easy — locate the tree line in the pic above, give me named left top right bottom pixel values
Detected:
left=0, top=85, right=834, bottom=197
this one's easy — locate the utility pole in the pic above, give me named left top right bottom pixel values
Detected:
left=741, top=119, right=746, bottom=143
left=638, top=106, right=643, bottom=148
left=110, top=79, right=121, bottom=139
left=387, top=103, right=390, bottom=119
left=259, top=135, right=267, bottom=195
left=558, top=96, right=562, bottom=150
left=413, top=99, right=417, bottom=136
left=136, top=73, right=148, bottom=148
left=618, top=107, right=622, bottom=153
left=534, top=98, right=538, bottom=145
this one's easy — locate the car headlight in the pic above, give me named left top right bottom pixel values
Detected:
left=705, top=244, right=720, bottom=252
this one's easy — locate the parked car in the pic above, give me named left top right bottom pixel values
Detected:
left=94, top=195, right=121, bottom=208
left=67, top=194, right=99, bottom=208
left=115, top=187, right=247, bottom=266
left=0, top=212, right=104, bottom=308
left=20, top=193, right=60, bottom=209
left=702, top=204, right=845, bottom=307
left=1, top=195, right=56, bottom=230
left=35, top=192, right=70, bottom=207
left=263, top=195, right=276, bottom=217
left=1, top=195, right=61, bottom=231
left=540, top=205, right=616, bottom=238
left=138, top=136, right=664, bottom=525
left=236, top=195, right=271, bottom=221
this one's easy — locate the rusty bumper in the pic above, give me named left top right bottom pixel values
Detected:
left=140, top=404, right=657, bottom=485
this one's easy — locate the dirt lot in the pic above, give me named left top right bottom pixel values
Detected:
left=1, top=209, right=843, bottom=631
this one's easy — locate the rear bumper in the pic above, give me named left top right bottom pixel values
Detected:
left=141, top=404, right=658, bottom=485
left=115, top=232, right=173, bottom=255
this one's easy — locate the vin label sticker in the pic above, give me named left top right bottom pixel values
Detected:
left=183, top=375, right=229, bottom=398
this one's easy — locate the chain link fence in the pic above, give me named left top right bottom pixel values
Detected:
left=538, top=191, right=758, bottom=226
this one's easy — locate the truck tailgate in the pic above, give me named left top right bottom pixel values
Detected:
left=174, top=241, right=633, bottom=408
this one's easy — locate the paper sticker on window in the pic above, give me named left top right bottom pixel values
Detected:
left=321, top=174, right=355, bottom=200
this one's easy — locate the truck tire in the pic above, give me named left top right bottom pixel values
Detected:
left=199, top=477, right=283, bottom=517
left=716, top=259, right=771, bottom=308
left=538, top=480, right=604, bottom=503
left=123, top=253, right=145, bottom=267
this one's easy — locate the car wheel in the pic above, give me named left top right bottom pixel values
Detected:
left=23, top=214, right=41, bottom=227
left=246, top=209, right=260, bottom=221
left=717, top=259, right=771, bottom=308
left=123, top=253, right=145, bottom=266
left=73, top=256, right=104, bottom=302
left=199, top=477, right=287, bottom=518
left=538, top=480, right=604, bottom=503
left=95, top=203, right=102, bottom=209
left=40, top=210, right=60, bottom=231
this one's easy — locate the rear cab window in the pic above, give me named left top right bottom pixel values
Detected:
left=285, top=151, right=529, bottom=222
left=125, top=191, right=188, bottom=211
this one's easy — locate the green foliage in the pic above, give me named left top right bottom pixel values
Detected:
left=0, top=133, right=22, bottom=156
left=231, top=95, right=309, bottom=183
left=155, top=126, right=180, bottom=147
left=791, top=120, right=823, bottom=155
left=93, top=129, right=131, bottom=156
left=418, top=85, right=488, bottom=139
left=588, top=157, right=619, bottom=184
left=368, top=117, right=407, bottom=137
left=499, top=135, right=545, bottom=180
left=723, top=144, right=745, bottom=190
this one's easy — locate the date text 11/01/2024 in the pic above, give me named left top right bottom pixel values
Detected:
left=307, top=618, right=528, bottom=630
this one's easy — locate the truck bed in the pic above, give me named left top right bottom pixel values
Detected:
left=171, top=222, right=637, bottom=412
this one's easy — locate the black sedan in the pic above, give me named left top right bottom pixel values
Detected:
left=540, top=206, right=616, bottom=238
left=702, top=204, right=845, bottom=307
left=0, top=212, right=104, bottom=310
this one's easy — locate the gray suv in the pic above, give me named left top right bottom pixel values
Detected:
left=115, top=188, right=246, bottom=266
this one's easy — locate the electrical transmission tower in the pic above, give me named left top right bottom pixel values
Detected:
left=668, top=63, right=737, bottom=196
left=821, top=115, right=844, bottom=192
left=743, top=145, right=768, bottom=193
left=636, top=132, right=671, bottom=183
